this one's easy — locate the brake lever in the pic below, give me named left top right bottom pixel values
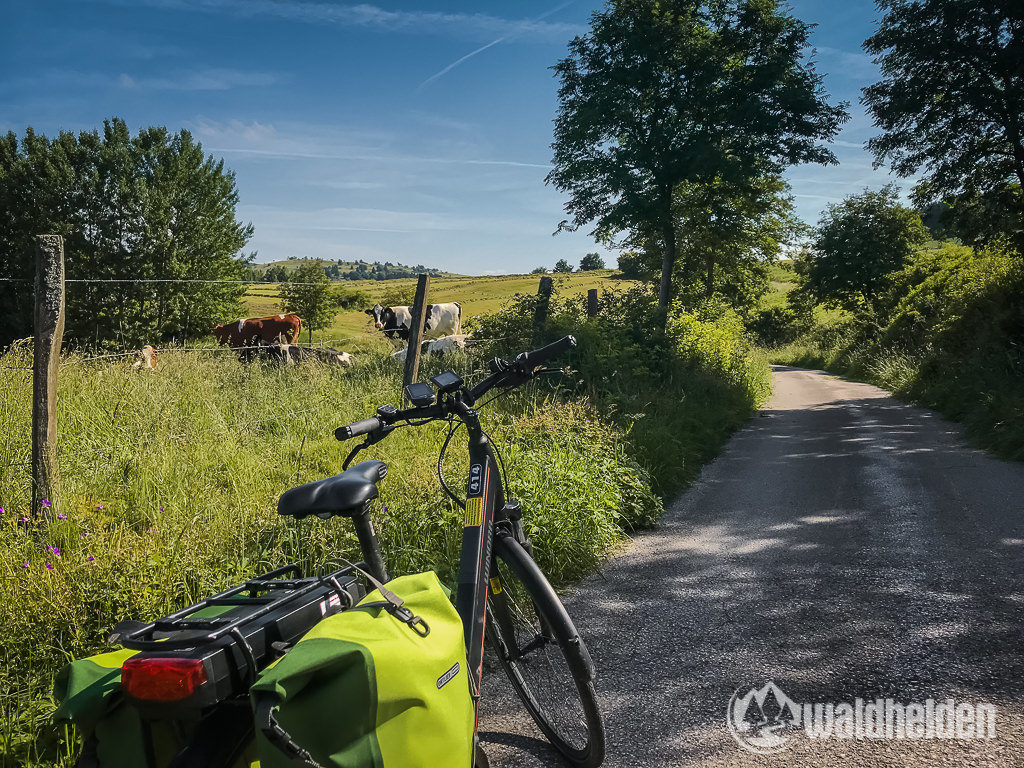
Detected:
left=342, top=425, right=396, bottom=470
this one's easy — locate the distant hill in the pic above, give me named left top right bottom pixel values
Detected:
left=247, top=257, right=456, bottom=282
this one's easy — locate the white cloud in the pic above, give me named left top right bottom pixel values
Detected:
left=814, top=46, right=879, bottom=80
left=91, top=0, right=585, bottom=43
left=119, top=68, right=278, bottom=91
left=188, top=117, right=550, bottom=169
left=239, top=204, right=474, bottom=234
left=2, top=68, right=277, bottom=94
left=315, top=180, right=388, bottom=191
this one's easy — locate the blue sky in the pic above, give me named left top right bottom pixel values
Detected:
left=3, top=0, right=907, bottom=274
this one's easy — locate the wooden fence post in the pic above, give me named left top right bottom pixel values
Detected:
left=533, top=276, right=553, bottom=342
left=402, top=274, right=431, bottom=392
left=587, top=288, right=599, bottom=317
left=32, top=235, right=65, bottom=516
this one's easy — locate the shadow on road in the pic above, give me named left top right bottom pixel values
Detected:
left=482, top=375, right=1024, bottom=766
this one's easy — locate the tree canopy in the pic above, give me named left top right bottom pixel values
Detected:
left=553, top=259, right=574, bottom=273
left=802, top=185, right=928, bottom=311
left=547, top=0, right=848, bottom=306
left=670, top=174, right=800, bottom=312
left=862, top=0, right=1024, bottom=251
left=0, top=118, right=252, bottom=346
left=580, top=253, right=606, bottom=271
left=279, top=262, right=337, bottom=345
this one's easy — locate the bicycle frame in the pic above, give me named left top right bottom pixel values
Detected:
left=454, top=399, right=504, bottom=731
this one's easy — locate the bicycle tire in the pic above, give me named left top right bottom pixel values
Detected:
left=487, top=535, right=605, bottom=768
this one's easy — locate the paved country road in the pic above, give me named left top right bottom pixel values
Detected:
left=480, top=365, right=1024, bottom=767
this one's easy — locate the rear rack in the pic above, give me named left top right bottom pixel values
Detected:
left=118, top=562, right=367, bottom=716
left=120, top=563, right=359, bottom=650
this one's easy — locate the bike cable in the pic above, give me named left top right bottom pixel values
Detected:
left=437, top=417, right=466, bottom=509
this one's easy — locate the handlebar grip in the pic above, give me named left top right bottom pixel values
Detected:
left=522, top=335, right=577, bottom=367
left=335, top=417, right=382, bottom=441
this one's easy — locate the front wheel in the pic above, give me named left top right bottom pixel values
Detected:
left=487, top=535, right=605, bottom=768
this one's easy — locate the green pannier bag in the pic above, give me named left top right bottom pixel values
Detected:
left=250, top=571, right=474, bottom=768
left=54, top=647, right=260, bottom=767
left=53, top=647, right=151, bottom=768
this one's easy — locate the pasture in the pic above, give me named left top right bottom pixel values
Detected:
left=243, top=270, right=634, bottom=354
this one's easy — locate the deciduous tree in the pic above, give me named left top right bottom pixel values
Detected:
left=672, top=174, right=801, bottom=312
left=279, top=262, right=337, bottom=345
left=804, top=185, right=928, bottom=311
left=547, top=0, right=847, bottom=307
left=579, top=252, right=606, bottom=270
left=863, top=0, right=1024, bottom=251
left=0, top=119, right=252, bottom=346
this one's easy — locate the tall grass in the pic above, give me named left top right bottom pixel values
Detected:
left=1, top=287, right=771, bottom=765
left=0, top=347, right=659, bottom=766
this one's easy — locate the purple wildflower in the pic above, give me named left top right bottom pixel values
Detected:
left=20, top=516, right=28, bottom=524
left=45, top=545, right=60, bottom=557
left=158, top=506, right=164, bottom=512
left=56, top=513, right=67, bottom=520
left=45, top=564, right=54, bottom=570
left=41, top=499, right=51, bottom=508
left=22, top=561, right=29, bottom=569
left=87, top=555, right=95, bottom=563
left=0, top=507, right=4, bottom=514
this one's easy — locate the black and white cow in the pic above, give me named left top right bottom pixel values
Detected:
left=390, top=334, right=470, bottom=363
left=365, top=302, right=462, bottom=341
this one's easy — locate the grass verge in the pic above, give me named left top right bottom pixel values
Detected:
left=1, top=288, right=769, bottom=765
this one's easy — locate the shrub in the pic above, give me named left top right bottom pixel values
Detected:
left=473, top=286, right=770, bottom=495
left=616, top=251, right=653, bottom=280
left=746, top=306, right=808, bottom=347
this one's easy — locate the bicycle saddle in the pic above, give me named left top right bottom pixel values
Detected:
left=277, top=460, right=388, bottom=519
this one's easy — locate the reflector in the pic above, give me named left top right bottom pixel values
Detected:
left=122, top=657, right=207, bottom=701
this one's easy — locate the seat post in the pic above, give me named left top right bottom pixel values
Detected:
left=351, top=503, right=389, bottom=583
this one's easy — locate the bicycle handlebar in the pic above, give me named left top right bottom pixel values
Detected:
left=519, top=334, right=577, bottom=369
left=335, top=417, right=383, bottom=441
left=335, top=335, right=577, bottom=441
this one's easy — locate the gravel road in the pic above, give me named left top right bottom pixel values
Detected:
left=479, top=365, right=1024, bottom=767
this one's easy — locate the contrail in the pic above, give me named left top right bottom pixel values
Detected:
left=419, top=38, right=506, bottom=89
left=418, top=0, right=576, bottom=90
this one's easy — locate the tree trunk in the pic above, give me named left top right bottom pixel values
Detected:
left=658, top=219, right=676, bottom=308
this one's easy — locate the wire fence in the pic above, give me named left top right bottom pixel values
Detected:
left=4, top=250, right=554, bottom=508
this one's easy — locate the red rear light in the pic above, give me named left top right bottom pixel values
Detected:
left=122, top=657, right=208, bottom=701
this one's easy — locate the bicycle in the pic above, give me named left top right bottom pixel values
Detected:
left=80, top=335, right=605, bottom=768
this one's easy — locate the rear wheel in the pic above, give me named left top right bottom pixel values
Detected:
left=487, top=536, right=605, bottom=768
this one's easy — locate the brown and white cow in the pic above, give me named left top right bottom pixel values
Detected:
left=131, top=345, right=158, bottom=372
left=212, top=314, right=302, bottom=347
left=365, top=302, right=461, bottom=341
